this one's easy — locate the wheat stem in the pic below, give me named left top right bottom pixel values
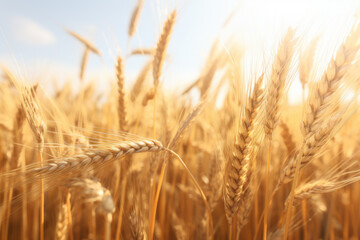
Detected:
left=283, top=150, right=302, bottom=240
left=263, top=138, right=272, bottom=240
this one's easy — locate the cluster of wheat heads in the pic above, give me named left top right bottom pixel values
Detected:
left=2, top=3, right=360, bottom=240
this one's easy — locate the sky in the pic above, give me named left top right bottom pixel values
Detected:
left=0, top=0, right=236, bottom=92
left=0, top=0, right=359, bottom=104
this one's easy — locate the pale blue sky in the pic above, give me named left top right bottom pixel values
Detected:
left=0, top=0, right=237, bottom=90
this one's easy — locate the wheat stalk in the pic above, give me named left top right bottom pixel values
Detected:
left=80, top=48, right=90, bottom=81
left=15, top=82, right=47, bottom=240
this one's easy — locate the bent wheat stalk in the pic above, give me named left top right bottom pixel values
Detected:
left=1, top=139, right=163, bottom=191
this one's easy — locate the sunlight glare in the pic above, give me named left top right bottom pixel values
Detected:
left=221, top=0, right=360, bottom=105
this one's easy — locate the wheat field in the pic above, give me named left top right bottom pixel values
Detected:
left=1, top=1, right=360, bottom=240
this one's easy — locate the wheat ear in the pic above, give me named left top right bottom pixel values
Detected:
left=280, top=117, right=341, bottom=184
left=282, top=115, right=343, bottom=239
left=263, top=28, right=297, bottom=240
left=68, top=178, right=114, bottom=240
left=264, top=28, right=296, bottom=137
left=153, top=10, right=177, bottom=90
left=116, top=55, right=128, bottom=132
left=236, top=171, right=255, bottom=233
left=65, top=29, right=101, bottom=56
left=10, top=106, right=25, bottom=168
left=279, top=120, right=296, bottom=156
left=224, top=75, right=263, bottom=223
left=299, top=37, right=318, bottom=90
left=31, top=139, right=163, bottom=176
left=128, top=0, right=144, bottom=37
left=21, top=83, right=46, bottom=240
left=129, top=206, right=145, bottom=240
left=55, top=203, right=69, bottom=240
left=131, top=48, right=154, bottom=56
left=287, top=156, right=360, bottom=205
left=301, top=23, right=360, bottom=136
left=68, top=178, right=115, bottom=215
